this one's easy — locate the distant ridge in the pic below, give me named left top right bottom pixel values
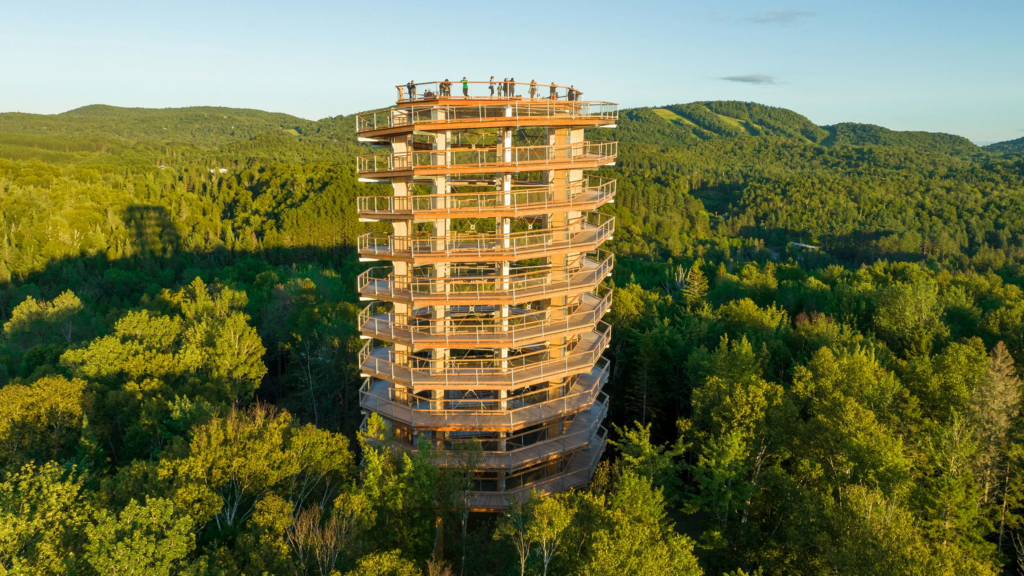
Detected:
left=0, top=102, right=993, bottom=157
left=986, top=136, right=1024, bottom=153
left=0, top=105, right=353, bottom=146
left=822, top=123, right=978, bottom=155
left=611, top=100, right=981, bottom=156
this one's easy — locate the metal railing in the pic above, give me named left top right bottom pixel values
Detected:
left=356, top=141, right=617, bottom=175
left=358, top=175, right=615, bottom=217
left=358, top=251, right=614, bottom=304
left=359, top=324, right=611, bottom=388
left=359, top=288, right=611, bottom=346
left=393, top=80, right=592, bottom=103
left=396, top=399, right=608, bottom=469
left=360, top=365, right=608, bottom=431
left=357, top=101, right=618, bottom=133
left=467, top=433, right=607, bottom=508
left=357, top=212, right=614, bottom=261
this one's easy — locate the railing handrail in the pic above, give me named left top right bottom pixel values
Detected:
left=358, top=250, right=613, bottom=294
left=356, top=101, right=619, bottom=133
left=355, top=141, right=618, bottom=174
left=392, top=80, right=602, bottom=103
left=359, top=288, right=611, bottom=337
left=359, top=364, right=608, bottom=420
left=358, top=323, right=612, bottom=385
left=359, top=210, right=613, bottom=242
left=408, top=406, right=609, bottom=467
left=357, top=176, right=616, bottom=215
left=467, top=429, right=607, bottom=502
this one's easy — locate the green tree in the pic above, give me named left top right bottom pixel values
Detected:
left=970, top=341, right=1021, bottom=503
left=343, top=550, right=420, bottom=576
left=0, top=376, right=85, bottom=470
left=494, top=494, right=532, bottom=576
left=682, top=259, right=708, bottom=307
left=526, top=491, right=575, bottom=576
left=160, top=404, right=352, bottom=532
left=84, top=497, right=196, bottom=576
left=3, top=290, right=86, bottom=349
left=583, top=473, right=702, bottom=576
left=0, top=462, right=90, bottom=575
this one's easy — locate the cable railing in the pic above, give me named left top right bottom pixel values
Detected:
left=358, top=324, right=611, bottom=388
left=358, top=251, right=613, bottom=304
left=360, top=360, right=608, bottom=431
left=356, top=101, right=618, bottom=133
left=359, top=289, right=611, bottom=346
left=357, top=212, right=614, bottom=261
left=397, top=399, right=608, bottom=469
left=356, top=141, right=617, bottom=175
left=367, top=356, right=608, bottom=410
left=394, top=80, right=590, bottom=103
left=468, top=432, right=606, bottom=508
left=358, top=175, right=615, bottom=217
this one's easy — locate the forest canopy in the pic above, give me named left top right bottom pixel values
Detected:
left=0, top=100, right=1022, bottom=575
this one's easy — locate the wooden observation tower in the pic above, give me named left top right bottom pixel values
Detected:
left=354, top=79, right=618, bottom=509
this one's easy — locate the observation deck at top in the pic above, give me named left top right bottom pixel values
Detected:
left=395, top=80, right=588, bottom=104
left=354, top=78, right=616, bottom=508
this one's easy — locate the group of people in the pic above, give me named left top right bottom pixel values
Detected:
left=487, top=78, right=582, bottom=101
left=399, top=78, right=583, bottom=101
left=434, top=77, right=469, bottom=97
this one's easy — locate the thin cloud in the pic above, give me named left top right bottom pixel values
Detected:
left=747, top=9, right=816, bottom=25
left=721, top=74, right=777, bottom=85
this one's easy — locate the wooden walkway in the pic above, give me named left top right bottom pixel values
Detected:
left=358, top=217, right=614, bottom=264
left=468, top=434, right=607, bottom=510
left=392, top=396, right=608, bottom=470
left=359, top=291, right=610, bottom=348
left=360, top=360, right=609, bottom=432
left=358, top=252, right=613, bottom=305
left=359, top=326, right=610, bottom=390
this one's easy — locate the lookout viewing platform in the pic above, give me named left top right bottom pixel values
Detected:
left=354, top=78, right=617, bottom=509
left=355, top=80, right=618, bottom=140
left=395, top=80, right=595, bottom=104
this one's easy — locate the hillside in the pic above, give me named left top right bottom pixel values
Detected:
left=988, top=135, right=1024, bottom=153
left=610, top=100, right=980, bottom=156
left=823, top=122, right=979, bottom=155
left=0, top=104, right=357, bottom=147
left=610, top=101, right=826, bottom=147
left=0, top=100, right=1023, bottom=574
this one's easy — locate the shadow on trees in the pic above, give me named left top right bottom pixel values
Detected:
left=736, top=224, right=933, bottom=265
left=8, top=203, right=361, bottom=301
left=0, top=203, right=367, bottom=432
left=125, top=205, right=182, bottom=259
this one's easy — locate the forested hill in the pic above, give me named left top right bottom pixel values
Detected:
left=988, top=135, right=1024, bottom=153
left=2, top=101, right=1024, bottom=574
left=613, top=100, right=980, bottom=155
left=0, top=104, right=357, bottom=146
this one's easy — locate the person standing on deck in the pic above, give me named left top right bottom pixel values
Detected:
left=509, top=78, right=516, bottom=97
left=462, top=77, right=469, bottom=97
left=529, top=80, right=537, bottom=99
left=502, top=78, right=508, bottom=98
left=549, top=82, right=557, bottom=99
left=489, top=76, right=496, bottom=97
left=408, top=80, right=416, bottom=100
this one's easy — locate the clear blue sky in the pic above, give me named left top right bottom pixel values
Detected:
left=2, top=0, right=1021, bottom=143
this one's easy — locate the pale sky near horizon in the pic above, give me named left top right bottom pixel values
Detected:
left=1, top=0, right=1021, bottom=143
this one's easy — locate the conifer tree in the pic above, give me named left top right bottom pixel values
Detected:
left=683, top=259, right=708, bottom=307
